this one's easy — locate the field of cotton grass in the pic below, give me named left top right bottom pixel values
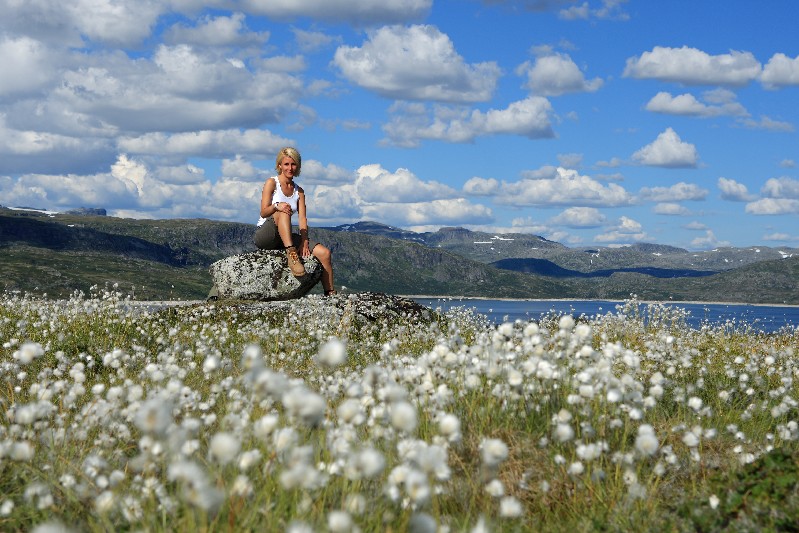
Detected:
left=2, top=287, right=799, bottom=532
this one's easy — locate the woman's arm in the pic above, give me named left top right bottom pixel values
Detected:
left=260, top=178, right=281, bottom=218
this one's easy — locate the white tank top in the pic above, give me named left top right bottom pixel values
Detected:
left=257, top=176, right=300, bottom=227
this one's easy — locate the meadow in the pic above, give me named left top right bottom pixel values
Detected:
left=1, top=287, right=798, bottom=532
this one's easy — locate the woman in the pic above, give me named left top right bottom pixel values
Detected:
left=254, top=147, right=336, bottom=295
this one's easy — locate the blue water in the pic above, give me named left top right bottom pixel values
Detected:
left=412, top=298, right=799, bottom=333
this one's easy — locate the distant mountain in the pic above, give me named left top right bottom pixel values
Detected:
left=2, top=209, right=798, bottom=304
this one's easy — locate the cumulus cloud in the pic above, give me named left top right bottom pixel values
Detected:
left=221, top=155, right=260, bottom=181
left=644, top=91, right=747, bottom=117
left=0, top=0, right=166, bottom=47
left=558, top=0, right=629, bottom=20
left=118, top=129, right=292, bottom=158
left=364, top=198, right=493, bottom=227
left=638, top=182, right=708, bottom=202
left=0, top=36, right=64, bottom=99
left=717, top=177, right=754, bottom=201
left=354, top=164, right=457, bottom=203
left=333, top=25, right=500, bottom=103
left=241, top=0, right=431, bottom=24
left=517, top=52, right=603, bottom=96
left=165, top=12, right=269, bottom=47
left=623, top=46, right=761, bottom=86
left=761, top=176, right=799, bottom=199
left=737, top=115, right=794, bottom=132
left=745, top=198, right=799, bottom=215
left=463, top=177, right=499, bottom=196
left=550, top=207, right=606, bottom=227
left=690, top=230, right=730, bottom=250
left=304, top=184, right=363, bottom=221
left=632, top=128, right=698, bottom=168
left=382, top=97, right=554, bottom=147
left=594, top=216, right=647, bottom=243
left=298, top=160, right=354, bottom=185
left=653, top=203, right=690, bottom=216
left=497, top=167, right=633, bottom=207
left=760, top=53, right=799, bottom=89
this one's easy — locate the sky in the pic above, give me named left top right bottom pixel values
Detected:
left=1, top=0, right=798, bottom=251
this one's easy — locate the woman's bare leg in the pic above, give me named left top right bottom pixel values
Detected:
left=272, top=211, right=294, bottom=248
left=312, top=244, right=334, bottom=293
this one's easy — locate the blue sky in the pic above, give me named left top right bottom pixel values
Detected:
left=1, top=0, right=798, bottom=250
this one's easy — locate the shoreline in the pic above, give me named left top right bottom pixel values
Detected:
left=400, top=295, right=799, bottom=309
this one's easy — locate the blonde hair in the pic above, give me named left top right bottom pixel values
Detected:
left=275, top=147, right=302, bottom=176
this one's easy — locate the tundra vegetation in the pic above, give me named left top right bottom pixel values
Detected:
left=1, top=287, right=798, bottom=532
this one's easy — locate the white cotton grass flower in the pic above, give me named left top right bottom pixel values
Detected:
left=13, top=341, right=44, bottom=365
left=94, top=491, right=115, bottom=514
left=327, top=510, right=354, bottom=533
left=555, top=423, right=575, bottom=443
left=390, top=401, right=418, bottom=433
left=480, top=438, right=509, bottom=468
left=317, top=338, right=348, bottom=368
left=134, top=397, right=173, bottom=435
left=408, top=513, right=437, bottom=533
left=485, top=479, right=505, bottom=497
left=499, top=496, right=523, bottom=518
left=709, top=494, right=720, bottom=509
left=208, top=432, right=241, bottom=465
left=635, top=424, right=659, bottom=457
left=438, top=413, right=462, bottom=442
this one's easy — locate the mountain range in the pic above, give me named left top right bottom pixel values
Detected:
left=1, top=207, right=797, bottom=304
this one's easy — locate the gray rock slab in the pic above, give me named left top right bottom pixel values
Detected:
left=209, top=249, right=322, bottom=301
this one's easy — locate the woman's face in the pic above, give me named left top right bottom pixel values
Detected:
left=279, top=156, right=298, bottom=178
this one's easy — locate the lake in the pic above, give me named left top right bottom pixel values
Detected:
left=412, top=298, right=799, bottom=333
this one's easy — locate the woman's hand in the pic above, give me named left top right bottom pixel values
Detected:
left=273, top=202, right=292, bottom=215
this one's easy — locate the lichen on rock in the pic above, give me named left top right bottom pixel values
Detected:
left=209, top=249, right=322, bottom=301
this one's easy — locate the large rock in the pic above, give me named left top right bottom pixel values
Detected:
left=209, top=250, right=322, bottom=301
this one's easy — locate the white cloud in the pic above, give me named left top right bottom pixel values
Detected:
left=780, top=159, right=796, bottom=168
left=165, top=12, right=269, bottom=47
left=762, top=176, right=799, bottom=199
left=557, top=153, right=583, bottom=168
left=364, top=198, right=493, bottom=227
left=0, top=0, right=167, bottom=47
left=558, top=0, right=629, bottom=20
left=763, top=232, right=795, bottom=242
left=594, top=216, right=647, bottom=243
left=463, top=177, right=499, bottom=196
left=298, top=160, right=354, bottom=184
left=632, top=128, right=698, bottom=168
left=498, top=167, right=633, bottom=207
left=241, top=0, right=431, bottom=24
left=737, top=115, right=794, bottom=132
left=623, top=46, right=761, bottom=86
left=550, top=207, right=606, bottom=227
left=292, top=28, right=339, bottom=53
left=683, top=221, right=707, bottom=230
left=760, top=53, right=799, bottom=89
left=382, top=97, right=554, bottom=147
left=118, top=129, right=292, bottom=158
left=717, top=177, right=754, bottom=201
left=333, top=25, right=500, bottom=103
left=155, top=163, right=207, bottom=185
left=354, top=164, right=457, bottom=203
left=690, top=230, right=730, bottom=250
left=305, top=184, right=363, bottom=221
left=517, top=52, right=603, bottom=96
left=644, top=91, right=747, bottom=117
left=745, top=198, right=799, bottom=215
left=638, top=182, right=708, bottom=202
left=653, top=203, right=690, bottom=216
left=0, top=36, right=62, bottom=98
left=221, top=155, right=259, bottom=181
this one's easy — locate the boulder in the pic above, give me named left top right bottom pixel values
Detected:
left=209, top=249, right=322, bottom=301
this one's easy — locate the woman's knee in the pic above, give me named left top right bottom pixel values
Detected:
left=313, top=244, right=332, bottom=262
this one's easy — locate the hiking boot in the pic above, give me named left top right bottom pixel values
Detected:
left=285, top=246, right=306, bottom=277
